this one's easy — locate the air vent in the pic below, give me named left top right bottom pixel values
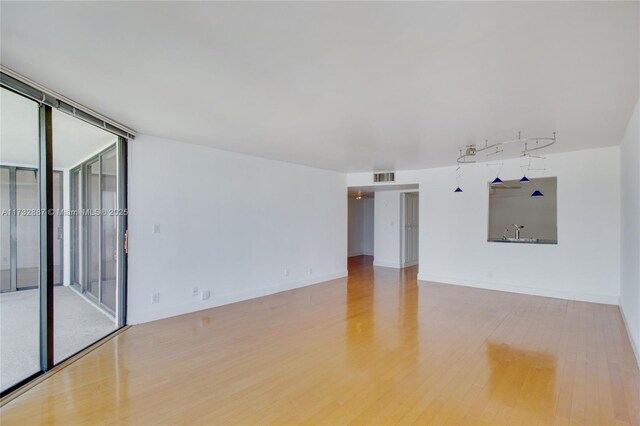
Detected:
left=373, top=172, right=395, bottom=183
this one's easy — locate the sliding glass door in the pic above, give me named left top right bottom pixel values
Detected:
left=70, top=168, right=82, bottom=288
left=15, top=169, right=39, bottom=290
left=0, top=168, right=9, bottom=291
left=1, top=168, right=64, bottom=291
left=0, top=88, right=41, bottom=392
left=86, top=158, right=101, bottom=301
left=53, top=171, right=63, bottom=285
left=0, top=77, right=129, bottom=395
left=80, top=147, right=118, bottom=314
left=52, top=110, right=124, bottom=364
left=101, top=149, right=118, bottom=313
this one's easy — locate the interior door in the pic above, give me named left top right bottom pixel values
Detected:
left=403, top=193, right=419, bottom=267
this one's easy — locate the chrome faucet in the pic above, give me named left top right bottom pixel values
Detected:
left=513, top=224, right=523, bottom=240
left=503, top=224, right=524, bottom=240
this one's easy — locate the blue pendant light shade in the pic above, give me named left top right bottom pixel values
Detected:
left=531, top=190, right=544, bottom=197
left=454, top=187, right=463, bottom=193
left=492, top=177, right=503, bottom=184
left=520, top=176, right=530, bottom=183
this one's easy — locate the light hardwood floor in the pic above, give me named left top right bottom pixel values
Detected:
left=1, top=256, right=639, bottom=425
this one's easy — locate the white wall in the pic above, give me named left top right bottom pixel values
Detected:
left=349, top=146, right=621, bottom=304
left=374, top=191, right=402, bottom=268
left=620, top=98, right=640, bottom=364
left=347, top=198, right=373, bottom=257
left=418, top=147, right=620, bottom=304
left=127, top=135, right=347, bottom=324
left=348, top=170, right=422, bottom=188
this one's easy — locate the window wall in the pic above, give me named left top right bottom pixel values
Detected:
left=0, top=88, right=41, bottom=391
left=52, top=109, right=123, bottom=364
left=73, top=147, right=119, bottom=315
left=0, top=168, right=10, bottom=290
left=0, top=81, right=128, bottom=395
left=0, top=168, right=63, bottom=290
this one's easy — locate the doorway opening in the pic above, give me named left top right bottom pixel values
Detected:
left=347, top=184, right=419, bottom=271
left=347, top=190, right=374, bottom=270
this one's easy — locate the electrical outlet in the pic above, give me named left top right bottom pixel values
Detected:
left=192, top=287, right=199, bottom=296
left=284, top=268, right=290, bottom=277
left=487, top=271, right=494, bottom=278
left=309, top=268, right=313, bottom=275
left=152, top=293, right=160, bottom=304
left=201, top=290, right=211, bottom=301
left=153, top=224, right=161, bottom=234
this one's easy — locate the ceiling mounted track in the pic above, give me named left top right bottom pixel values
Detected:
left=0, top=65, right=136, bottom=140
left=457, top=131, right=556, bottom=164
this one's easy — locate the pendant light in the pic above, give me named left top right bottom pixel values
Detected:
left=488, top=143, right=503, bottom=185
left=519, top=145, right=531, bottom=183
left=454, top=163, right=463, bottom=193
left=527, top=151, right=546, bottom=197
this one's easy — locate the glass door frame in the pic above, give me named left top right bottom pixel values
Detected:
left=69, top=165, right=82, bottom=290
left=52, top=170, right=63, bottom=286
left=0, top=75, right=130, bottom=398
left=70, top=144, right=121, bottom=317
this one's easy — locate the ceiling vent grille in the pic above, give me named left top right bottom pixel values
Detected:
left=373, top=172, right=395, bottom=183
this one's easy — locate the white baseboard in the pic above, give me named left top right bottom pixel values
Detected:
left=402, top=260, right=418, bottom=268
left=620, top=304, right=640, bottom=368
left=417, top=273, right=619, bottom=306
left=373, top=259, right=402, bottom=269
left=129, top=270, right=348, bottom=324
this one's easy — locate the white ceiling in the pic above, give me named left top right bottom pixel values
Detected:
left=1, top=2, right=638, bottom=172
left=0, top=88, right=118, bottom=169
